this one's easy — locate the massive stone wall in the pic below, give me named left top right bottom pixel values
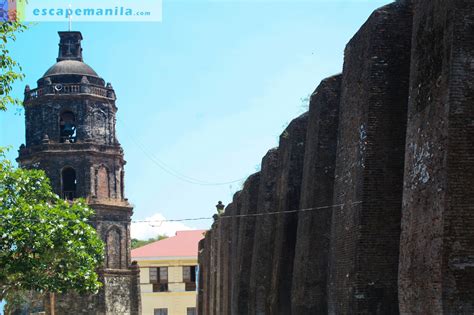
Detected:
left=399, top=0, right=474, bottom=313
left=234, top=174, right=261, bottom=315
left=291, top=74, right=341, bottom=315
left=328, top=2, right=412, bottom=314
left=268, top=113, right=308, bottom=315
left=248, top=148, right=279, bottom=315
left=197, top=0, right=474, bottom=314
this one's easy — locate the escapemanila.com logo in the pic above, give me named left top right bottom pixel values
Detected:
left=1, top=0, right=162, bottom=22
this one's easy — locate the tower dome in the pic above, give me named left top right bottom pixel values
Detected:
left=43, top=60, right=99, bottom=78
left=36, top=31, right=105, bottom=86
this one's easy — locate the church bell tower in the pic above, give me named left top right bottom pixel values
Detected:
left=18, top=31, right=141, bottom=315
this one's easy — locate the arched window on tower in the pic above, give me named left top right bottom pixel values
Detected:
left=62, top=167, right=77, bottom=200
left=60, top=111, right=77, bottom=143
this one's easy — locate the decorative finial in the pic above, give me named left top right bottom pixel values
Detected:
left=25, top=85, right=30, bottom=92
left=106, top=83, right=115, bottom=99
left=216, top=201, right=225, bottom=214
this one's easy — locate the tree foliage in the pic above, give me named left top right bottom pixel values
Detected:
left=131, top=235, right=168, bottom=249
left=0, top=21, right=27, bottom=111
left=0, top=151, right=105, bottom=301
left=0, top=19, right=105, bottom=312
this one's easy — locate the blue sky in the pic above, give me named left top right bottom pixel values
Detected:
left=0, top=0, right=390, bottom=240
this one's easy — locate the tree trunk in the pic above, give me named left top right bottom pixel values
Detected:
left=50, top=292, right=55, bottom=315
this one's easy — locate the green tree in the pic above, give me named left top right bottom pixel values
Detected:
left=0, top=152, right=104, bottom=303
left=0, top=21, right=105, bottom=313
left=0, top=21, right=27, bottom=111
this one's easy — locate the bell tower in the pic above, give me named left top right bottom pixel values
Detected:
left=18, top=31, right=141, bottom=315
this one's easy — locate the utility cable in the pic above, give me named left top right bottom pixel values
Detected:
left=116, top=116, right=247, bottom=186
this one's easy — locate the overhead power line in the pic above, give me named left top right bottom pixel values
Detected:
left=135, top=201, right=363, bottom=226
left=116, top=117, right=247, bottom=186
left=3, top=202, right=362, bottom=226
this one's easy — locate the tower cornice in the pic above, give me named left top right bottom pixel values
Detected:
left=17, top=143, right=125, bottom=164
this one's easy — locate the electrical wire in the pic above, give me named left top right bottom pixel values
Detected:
left=116, top=116, right=247, bottom=186
left=136, top=201, right=362, bottom=226
left=2, top=201, right=362, bottom=225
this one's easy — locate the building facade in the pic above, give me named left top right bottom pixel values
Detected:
left=18, top=31, right=140, bottom=314
left=132, top=230, right=205, bottom=315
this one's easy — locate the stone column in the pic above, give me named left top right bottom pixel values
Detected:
left=248, top=148, right=279, bottom=315
left=399, top=0, right=474, bottom=313
left=291, top=75, right=341, bottom=314
left=268, top=113, right=308, bottom=315
left=327, top=1, right=413, bottom=314
left=234, top=173, right=261, bottom=315
left=230, top=192, right=242, bottom=315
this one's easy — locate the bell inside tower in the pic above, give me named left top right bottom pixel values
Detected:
left=60, top=111, right=77, bottom=143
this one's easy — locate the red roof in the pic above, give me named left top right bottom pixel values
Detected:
left=131, top=230, right=206, bottom=259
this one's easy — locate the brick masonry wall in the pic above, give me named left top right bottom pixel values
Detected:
left=268, top=113, right=308, bottom=315
left=208, top=222, right=218, bottom=315
left=215, top=219, right=223, bottom=314
left=399, top=0, right=474, bottom=313
left=220, top=202, right=235, bottom=315
left=327, top=2, right=412, bottom=314
left=248, top=148, right=279, bottom=315
left=291, top=75, right=341, bottom=315
left=197, top=239, right=205, bottom=314
left=229, top=192, right=242, bottom=315
left=197, top=1, right=474, bottom=313
left=201, top=233, right=211, bottom=315
left=234, top=173, right=261, bottom=315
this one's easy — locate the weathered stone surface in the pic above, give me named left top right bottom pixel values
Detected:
left=399, top=1, right=474, bottom=313
left=268, top=113, right=308, bottom=315
left=208, top=222, right=218, bottom=315
left=291, top=74, right=341, bottom=314
left=328, top=2, right=412, bottom=314
left=18, top=31, right=140, bottom=314
left=201, top=233, right=212, bottom=315
left=248, top=148, right=280, bottom=315
left=234, top=173, right=261, bottom=315
left=215, top=219, right=224, bottom=315
left=229, top=192, right=242, bottom=315
left=197, top=239, right=205, bottom=314
left=197, top=2, right=474, bottom=314
left=220, top=201, right=235, bottom=315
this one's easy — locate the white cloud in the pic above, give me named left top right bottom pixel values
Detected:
left=131, top=213, right=194, bottom=240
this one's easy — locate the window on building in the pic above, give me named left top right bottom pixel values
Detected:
left=187, top=307, right=196, bottom=315
left=160, top=266, right=169, bottom=283
left=61, top=167, right=76, bottom=200
left=150, top=267, right=168, bottom=292
left=149, top=267, right=158, bottom=283
left=183, top=266, right=197, bottom=291
left=154, top=308, right=168, bottom=315
left=60, top=111, right=76, bottom=143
